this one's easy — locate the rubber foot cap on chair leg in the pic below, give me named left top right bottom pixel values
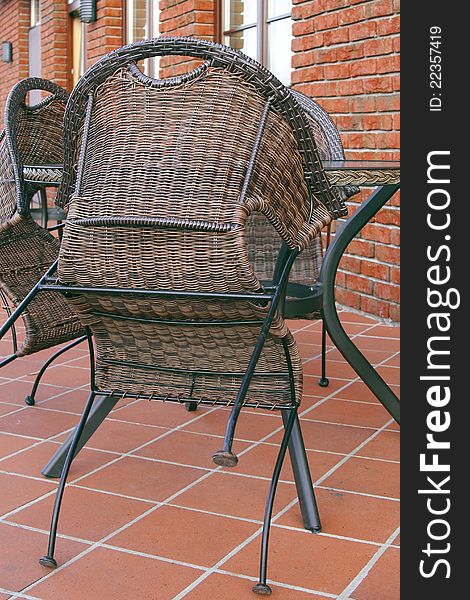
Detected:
left=252, top=583, right=272, bottom=596
left=212, top=450, right=238, bottom=467
left=39, top=556, right=57, bottom=569
left=185, top=402, right=197, bottom=412
left=25, top=395, right=35, bottom=406
left=318, top=377, right=329, bottom=388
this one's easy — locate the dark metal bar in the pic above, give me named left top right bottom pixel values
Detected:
left=319, top=185, right=400, bottom=423
left=0, top=260, right=58, bottom=341
left=0, top=288, right=18, bottom=354
left=40, top=391, right=97, bottom=567
left=39, top=283, right=274, bottom=302
left=282, top=411, right=321, bottom=532
left=101, top=357, right=289, bottom=378
left=213, top=250, right=299, bottom=467
left=25, top=335, right=87, bottom=406
left=90, top=311, right=264, bottom=327
left=41, top=393, right=120, bottom=478
left=253, top=407, right=297, bottom=595
left=38, top=187, right=48, bottom=229
left=0, top=353, right=17, bottom=369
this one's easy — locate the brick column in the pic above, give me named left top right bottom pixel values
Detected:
left=41, top=0, right=69, bottom=89
left=292, top=0, right=400, bottom=321
left=159, top=0, right=216, bottom=78
left=0, top=0, right=30, bottom=115
left=86, top=0, right=124, bottom=68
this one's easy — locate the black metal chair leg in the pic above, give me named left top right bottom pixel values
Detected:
left=25, top=335, right=87, bottom=406
left=282, top=411, right=321, bottom=533
left=0, top=353, right=17, bottom=369
left=253, top=408, right=297, bottom=596
left=318, top=316, right=329, bottom=387
left=39, top=391, right=97, bottom=568
left=0, top=288, right=18, bottom=354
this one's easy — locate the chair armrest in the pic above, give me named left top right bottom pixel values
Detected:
left=322, top=160, right=400, bottom=187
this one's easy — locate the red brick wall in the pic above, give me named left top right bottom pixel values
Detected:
left=292, top=0, right=400, bottom=321
left=41, top=0, right=68, bottom=89
left=87, top=0, right=124, bottom=68
left=159, top=0, right=216, bottom=77
left=0, top=0, right=30, bottom=116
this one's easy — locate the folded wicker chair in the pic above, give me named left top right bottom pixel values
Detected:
left=0, top=78, right=85, bottom=401
left=246, top=90, right=359, bottom=388
left=38, top=37, right=349, bottom=594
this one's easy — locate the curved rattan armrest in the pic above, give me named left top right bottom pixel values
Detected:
left=56, top=36, right=343, bottom=220
left=4, top=78, right=68, bottom=216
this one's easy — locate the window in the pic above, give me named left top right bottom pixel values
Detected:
left=222, top=0, right=293, bottom=85
left=126, top=0, right=160, bottom=78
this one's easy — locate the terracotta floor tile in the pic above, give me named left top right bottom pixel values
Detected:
left=333, top=381, right=383, bottom=403
left=0, top=440, right=116, bottom=480
left=109, top=504, right=258, bottom=567
left=303, top=375, right=355, bottom=398
left=353, top=547, right=400, bottom=600
left=358, top=431, right=400, bottom=462
left=376, top=365, right=400, bottom=385
left=28, top=546, right=200, bottom=600
left=175, top=471, right=297, bottom=521
left=77, top=456, right=204, bottom=501
left=9, top=486, right=151, bottom=542
left=0, top=431, right=36, bottom=459
left=322, top=456, right=400, bottom=499
left=337, top=312, right=378, bottom=325
left=327, top=347, right=394, bottom=366
left=55, top=418, right=168, bottom=454
left=109, top=399, right=212, bottom=429
left=23, top=365, right=88, bottom=388
left=0, top=379, right=67, bottom=405
left=305, top=399, right=390, bottom=428
left=0, top=358, right=38, bottom=380
left=303, top=357, right=357, bottom=380
left=294, top=330, right=333, bottom=345
left=227, top=442, right=342, bottom=483
left=394, top=533, right=400, bottom=546
left=184, top=572, right=327, bottom=599
left=367, top=325, right=400, bottom=339
left=277, top=488, right=399, bottom=544
left=133, top=430, right=251, bottom=469
left=224, top=527, right=377, bottom=595
left=0, top=521, right=87, bottom=592
left=0, top=472, right=55, bottom=516
left=270, top=419, right=374, bottom=454
left=354, top=336, right=399, bottom=353
left=37, top=388, right=91, bottom=414
left=0, top=406, right=78, bottom=438
left=183, top=408, right=282, bottom=442
left=0, top=403, right=18, bottom=418
left=382, top=354, right=400, bottom=367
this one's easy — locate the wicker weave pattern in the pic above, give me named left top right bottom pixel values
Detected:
left=56, top=39, right=345, bottom=406
left=0, top=78, right=84, bottom=357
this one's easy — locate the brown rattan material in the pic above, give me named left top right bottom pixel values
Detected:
left=246, top=91, right=359, bottom=319
left=54, top=37, right=347, bottom=408
left=0, top=78, right=84, bottom=357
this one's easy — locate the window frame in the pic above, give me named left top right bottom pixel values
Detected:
left=125, top=0, right=160, bottom=77
left=220, top=0, right=292, bottom=76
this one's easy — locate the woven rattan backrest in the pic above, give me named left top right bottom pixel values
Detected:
left=1, top=78, right=68, bottom=221
left=57, top=38, right=344, bottom=294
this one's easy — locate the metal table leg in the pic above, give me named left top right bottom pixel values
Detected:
left=319, top=185, right=400, bottom=423
left=41, top=393, right=120, bottom=478
left=282, top=411, right=321, bottom=532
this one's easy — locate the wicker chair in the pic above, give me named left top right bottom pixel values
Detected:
left=0, top=78, right=85, bottom=401
left=38, top=37, right=349, bottom=594
left=246, top=90, right=359, bottom=388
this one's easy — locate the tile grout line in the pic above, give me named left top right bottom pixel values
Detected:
left=3, top=323, right=399, bottom=597
left=336, top=526, right=400, bottom=599
left=172, top=417, right=395, bottom=599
